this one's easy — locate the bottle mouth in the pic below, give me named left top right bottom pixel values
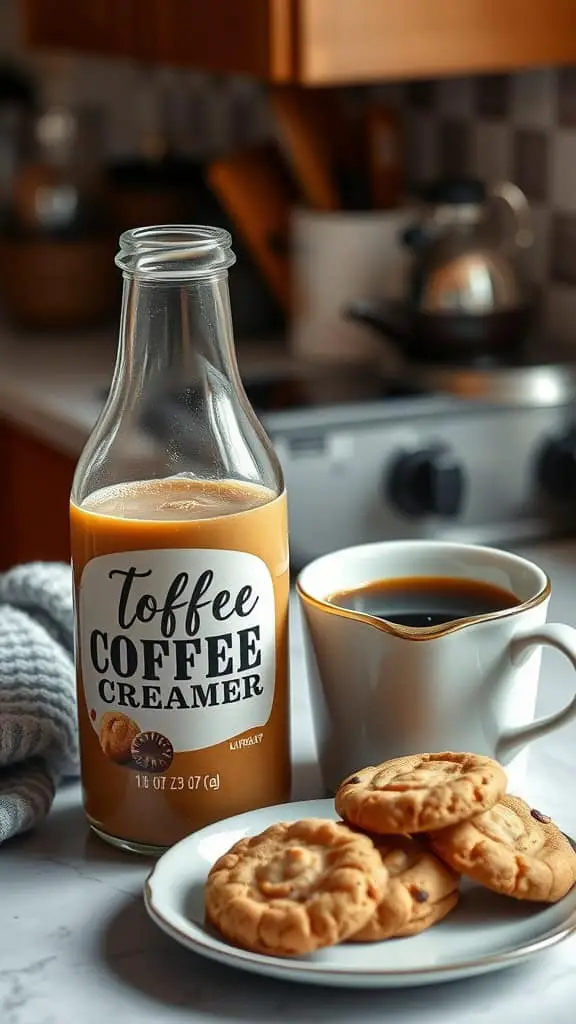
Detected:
left=115, top=225, right=236, bottom=280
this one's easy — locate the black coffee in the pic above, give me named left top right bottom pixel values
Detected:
left=328, top=576, right=519, bottom=628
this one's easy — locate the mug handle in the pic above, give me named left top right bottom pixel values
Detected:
left=496, top=623, right=576, bottom=762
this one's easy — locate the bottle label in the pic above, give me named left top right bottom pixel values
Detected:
left=78, top=549, right=276, bottom=762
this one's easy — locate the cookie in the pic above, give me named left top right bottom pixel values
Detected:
left=205, top=818, right=388, bottom=956
left=351, top=834, right=460, bottom=942
left=335, top=752, right=507, bottom=834
left=98, top=711, right=140, bottom=763
left=395, top=890, right=459, bottom=937
left=131, top=730, right=174, bottom=772
left=430, top=794, right=576, bottom=903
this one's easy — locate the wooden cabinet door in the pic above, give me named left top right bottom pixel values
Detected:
left=23, top=0, right=141, bottom=57
left=0, top=420, right=75, bottom=570
left=145, top=0, right=293, bottom=78
left=293, top=0, right=576, bottom=83
left=23, top=0, right=294, bottom=75
left=23, top=0, right=576, bottom=81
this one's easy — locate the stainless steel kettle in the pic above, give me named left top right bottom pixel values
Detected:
left=405, top=177, right=533, bottom=314
left=346, top=178, right=535, bottom=363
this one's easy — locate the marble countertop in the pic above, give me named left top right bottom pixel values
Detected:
left=1, top=542, right=576, bottom=1024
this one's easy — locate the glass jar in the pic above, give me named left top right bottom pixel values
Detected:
left=70, top=225, right=290, bottom=854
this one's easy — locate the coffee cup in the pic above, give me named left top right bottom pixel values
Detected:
left=297, top=540, right=576, bottom=793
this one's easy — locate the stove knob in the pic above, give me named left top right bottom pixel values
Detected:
left=539, top=430, right=576, bottom=501
left=388, top=446, right=464, bottom=517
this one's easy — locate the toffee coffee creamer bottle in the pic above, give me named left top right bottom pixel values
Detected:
left=70, top=226, right=290, bottom=853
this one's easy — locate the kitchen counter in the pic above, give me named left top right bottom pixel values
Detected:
left=0, top=323, right=292, bottom=458
left=1, top=543, right=576, bottom=1024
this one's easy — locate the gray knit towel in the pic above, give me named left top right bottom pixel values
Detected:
left=0, top=562, right=79, bottom=844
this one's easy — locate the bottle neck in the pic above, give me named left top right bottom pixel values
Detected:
left=71, top=224, right=283, bottom=504
left=111, top=271, right=242, bottom=406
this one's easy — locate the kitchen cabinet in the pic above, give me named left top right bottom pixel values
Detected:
left=22, top=0, right=140, bottom=58
left=23, top=0, right=576, bottom=83
left=0, top=420, right=74, bottom=569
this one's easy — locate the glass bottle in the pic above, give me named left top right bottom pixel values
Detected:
left=70, top=225, right=290, bottom=854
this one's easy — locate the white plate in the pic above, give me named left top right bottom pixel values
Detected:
left=144, top=798, right=576, bottom=989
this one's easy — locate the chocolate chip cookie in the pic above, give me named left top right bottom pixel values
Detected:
left=335, top=752, right=507, bottom=834
left=396, top=890, right=460, bottom=937
left=431, top=794, right=576, bottom=902
left=205, top=818, right=388, bottom=956
left=351, top=834, right=460, bottom=942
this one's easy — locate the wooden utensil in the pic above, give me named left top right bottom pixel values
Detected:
left=365, top=103, right=403, bottom=209
left=269, top=86, right=341, bottom=211
left=207, top=145, right=295, bottom=312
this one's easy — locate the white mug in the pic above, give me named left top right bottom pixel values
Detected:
left=297, top=541, right=576, bottom=794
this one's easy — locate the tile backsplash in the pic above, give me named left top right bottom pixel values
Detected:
left=0, top=0, right=272, bottom=159
left=3, top=0, right=576, bottom=343
left=404, top=68, right=576, bottom=345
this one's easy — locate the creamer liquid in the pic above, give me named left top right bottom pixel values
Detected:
left=70, top=476, right=290, bottom=853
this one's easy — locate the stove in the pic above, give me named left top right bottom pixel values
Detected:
left=236, top=357, right=576, bottom=568
left=100, top=351, right=576, bottom=569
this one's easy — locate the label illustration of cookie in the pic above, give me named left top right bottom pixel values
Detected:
left=99, top=711, right=140, bottom=764
left=131, top=731, right=174, bottom=773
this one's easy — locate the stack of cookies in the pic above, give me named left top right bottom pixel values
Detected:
left=205, top=751, right=576, bottom=958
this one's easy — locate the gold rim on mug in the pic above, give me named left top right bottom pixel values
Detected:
left=296, top=569, right=551, bottom=641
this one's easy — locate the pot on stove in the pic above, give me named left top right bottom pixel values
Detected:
left=345, top=178, right=536, bottom=363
